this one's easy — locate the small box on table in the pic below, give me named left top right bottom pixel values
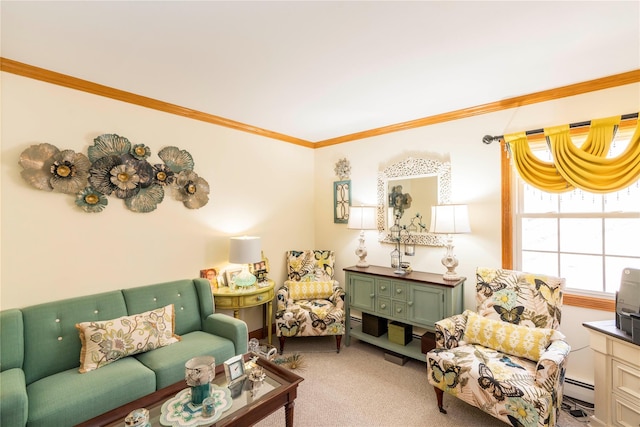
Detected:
left=388, top=321, right=412, bottom=346
left=421, top=331, right=436, bottom=353
left=362, top=312, right=388, bottom=337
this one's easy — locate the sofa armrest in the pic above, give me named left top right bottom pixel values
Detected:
left=535, top=339, right=571, bottom=390
left=0, top=368, right=28, bottom=427
left=329, top=285, right=345, bottom=310
left=434, top=312, right=468, bottom=349
left=202, top=313, right=249, bottom=355
left=276, top=285, right=291, bottom=312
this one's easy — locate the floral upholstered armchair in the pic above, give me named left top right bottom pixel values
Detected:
left=275, top=250, right=345, bottom=354
left=426, top=267, right=570, bottom=427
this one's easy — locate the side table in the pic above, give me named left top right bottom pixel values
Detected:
left=213, top=280, right=275, bottom=344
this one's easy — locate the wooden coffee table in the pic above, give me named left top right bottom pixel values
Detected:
left=76, top=355, right=303, bottom=427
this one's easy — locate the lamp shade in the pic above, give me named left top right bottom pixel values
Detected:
left=229, top=236, right=262, bottom=264
left=429, top=205, right=471, bottom=234
left=347, top=206, right=377, bottom=230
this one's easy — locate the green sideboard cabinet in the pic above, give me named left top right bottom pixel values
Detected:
left=344, top=265, right=465, bottom=361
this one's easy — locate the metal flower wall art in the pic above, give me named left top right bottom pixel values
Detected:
left=18, top=134, right=210, bottom=213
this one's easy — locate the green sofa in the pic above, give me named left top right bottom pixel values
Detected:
left=0, top=278, right=248, bottom=427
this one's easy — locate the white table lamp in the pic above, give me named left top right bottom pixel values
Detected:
left=430, top=205, right=471, bottom=280
left=347, top=206, right=377, bottom=268
left=229, top=236, right=262, bottom=287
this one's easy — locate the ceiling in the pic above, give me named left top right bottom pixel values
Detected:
left=2, top=1, right=639, bottom=143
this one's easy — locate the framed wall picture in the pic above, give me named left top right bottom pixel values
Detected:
left=334, top=180, right=351, bottom=224
left=225, top=267, right=243, bottom=286
left=249, top=252, right=270, bottom=283
left=252, top=260, right=267, bottom=272
left=199, top=268, right=218, bottom=285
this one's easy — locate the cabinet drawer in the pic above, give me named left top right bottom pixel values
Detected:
left=613, top=359, right=640, bottom=402
left=612, top=393, right=640, bottom=427
left=377, top=297, right=391, bottom=316
left=392, top=282, right=407, bottom=301
left=612, top=340, right=640, bottom=369
left=241, top=290, right=274, bottom=306
left=392, top=301, right=407, bottom=319
left=377, top=279, right=391, bottom=297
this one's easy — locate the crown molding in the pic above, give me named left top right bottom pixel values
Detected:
left=2, top=57, right=638, bottom=149
left=0, top=57, right=314, bottom=148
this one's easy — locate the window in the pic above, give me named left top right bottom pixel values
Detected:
left=513, top=126, right=640, bottom=296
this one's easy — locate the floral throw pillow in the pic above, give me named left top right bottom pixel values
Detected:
left=76, top=304, right=180, bottom=373
left=462, top=310, right=556, bottom=362
left=286, top=280, right=334, bottom=300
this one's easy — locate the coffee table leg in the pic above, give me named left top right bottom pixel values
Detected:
left=285, top=401, right=295, bottom=427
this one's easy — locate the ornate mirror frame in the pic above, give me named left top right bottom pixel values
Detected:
left=377, top=157, right=451, bottom=246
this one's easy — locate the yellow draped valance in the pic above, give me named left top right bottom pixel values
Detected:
left=505, top=115, right=640, bottom=193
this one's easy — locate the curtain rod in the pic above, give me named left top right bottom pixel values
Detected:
left=482, top=112, right=639, bottom=144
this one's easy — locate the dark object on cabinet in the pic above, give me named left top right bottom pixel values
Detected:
left=421, top=331, right=436, bottom=354
left=362, top=312, right=388, bottom=337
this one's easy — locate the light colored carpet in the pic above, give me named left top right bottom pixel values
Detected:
left=255, top=336, right=593, bottom=427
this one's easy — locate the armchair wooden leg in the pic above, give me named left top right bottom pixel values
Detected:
left=434, top=387, right=447, bottom=414
left=336, top=335, right=342, bottom=353
left=279, top=336, right=286, bottom=355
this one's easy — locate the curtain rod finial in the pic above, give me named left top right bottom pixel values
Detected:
left=482, top=135, right=497, bottom=145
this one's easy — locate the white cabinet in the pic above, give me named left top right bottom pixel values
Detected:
left=345, top=265, right=464, bottom=361
left=584, top=320, right=640, bottom=427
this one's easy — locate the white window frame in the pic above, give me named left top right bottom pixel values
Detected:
left=511, top=127, right=640, bottom=298
left=514, top=179, right=640, bottom=297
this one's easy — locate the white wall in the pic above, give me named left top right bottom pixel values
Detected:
left=0, top=72, right=316, bottom=329
left=2, top=70, right=638, bottom=389
left=313, top=83, right=640, bottom=390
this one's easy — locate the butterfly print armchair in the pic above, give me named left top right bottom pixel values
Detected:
left=275, top=250, right=345, bottom=354
left=426, top=267, right=570, bottom=427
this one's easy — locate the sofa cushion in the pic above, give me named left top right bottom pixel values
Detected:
left=0, top=368, right=28, bottom=427
left=286, top=280, right=334, bottom=300
left=26, top=357, right=155, bottom=427
left=122, top=279, right=210, bottom=336
left=76, top=304, right=180, bottom=373
left=21, top=291, right=129, bottom=385
left=134, top=331, right=236, bottom=389
left=463, top=311, right=555, bottom=361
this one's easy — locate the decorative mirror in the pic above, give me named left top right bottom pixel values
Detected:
left=377, top=157, right=451, bottom=246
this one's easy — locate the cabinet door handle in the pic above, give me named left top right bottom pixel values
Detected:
left=396, top=289, right=403, bottom=294
left=408, top=301, right=413, bottom=306
left=380, top=303, right=386, bottom=309
left=370, top=293, right=375, bottom=298
left=396, top=307, right=402, bottom=313
left=380, top=286, right=386, bottom=291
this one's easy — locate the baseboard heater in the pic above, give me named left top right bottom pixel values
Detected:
left=563, top=378, right=595, bottom=406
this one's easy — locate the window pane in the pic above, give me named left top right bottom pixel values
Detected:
left=559, top=190, right=602, bottom=213
left=522, top=251, right=558, bottom=277
left=605, top=257, right=640, bottom=293
left=604, top=184, right=640, bottom=212
left=560, top=218, right=602, bottom=254
left=561, top=253, right=603, bottom=292
left=522, top=218, right=557, bottom=251
left=522, top=187, right=558, bottom=213
left=605, top=218, right=640, bottom=256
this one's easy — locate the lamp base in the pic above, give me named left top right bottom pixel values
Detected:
left=355, top=231, right=370, bottom=268
left=441, top=235, right=461, bottom=281
left=234, top=266, right=257, bottom=287
left=442, top=269, right=461, bottom=281
left=356, top=259, right=370, bottom=268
